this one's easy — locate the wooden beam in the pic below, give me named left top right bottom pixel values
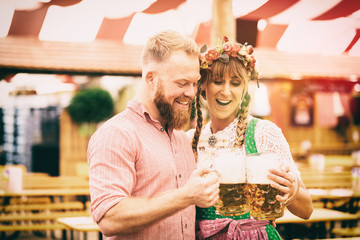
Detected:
left=212, top=0, right=236, bottom=44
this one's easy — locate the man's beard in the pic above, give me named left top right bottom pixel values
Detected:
left=154, top=85, right=191, bottom=130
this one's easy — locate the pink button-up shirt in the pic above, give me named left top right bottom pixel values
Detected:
left=87, top=100, right=196, bottom=240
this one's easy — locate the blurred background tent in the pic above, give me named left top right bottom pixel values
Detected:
left=0, top=0, right=359, bottom=175
left=0, top=0, right=359, bottom=78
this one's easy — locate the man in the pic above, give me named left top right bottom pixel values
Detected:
left=87, top=30, right=220, bottom=240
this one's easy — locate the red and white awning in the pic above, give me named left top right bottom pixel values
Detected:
left=0, top=0, right=359, bottom=56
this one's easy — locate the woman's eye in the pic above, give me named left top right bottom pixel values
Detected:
left=231, top=80, right=242, bottom=86
left=214, top=81, right=223, bottom=85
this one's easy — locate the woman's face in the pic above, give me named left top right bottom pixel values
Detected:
left=204, top=72, right=245, bottom=124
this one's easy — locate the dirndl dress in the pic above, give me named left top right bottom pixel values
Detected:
left=195, top=117, right=282, bottom=240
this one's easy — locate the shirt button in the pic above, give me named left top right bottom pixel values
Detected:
left=160, top=128, right=164, bottom=132
left=178, top=174, right=182, bottom=178
left=185, top=223, right=187, bottom=228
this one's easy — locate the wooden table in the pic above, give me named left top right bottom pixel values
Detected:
left=309, top=188, right=360, bottom=212
left=309, top=188, right=357, bottom=200
left=1, top=175, right=90, bottom=205
left=277, top=208, right=358, bottom=224
left=0, top=188, right=90, bottom=197
left=57, top=216, right=101, bottom=240
left=22, top=175, right=90, bottom=189
left=276, top=208, right=358, bottom=239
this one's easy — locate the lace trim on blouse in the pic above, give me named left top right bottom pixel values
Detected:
left=199, top=116, right=298, bottom=174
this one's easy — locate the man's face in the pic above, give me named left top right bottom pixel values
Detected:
left=154, top=82, right=191, bottom=130
left=153, top=51, right=200, bottom=130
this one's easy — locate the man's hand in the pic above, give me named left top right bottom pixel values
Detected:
left=183, top=168, right=219, bottom=208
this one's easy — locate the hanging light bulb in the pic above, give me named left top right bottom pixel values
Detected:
left=333, top=92, right=345, bottom=117
left=249, top=82, right=271, bottom=117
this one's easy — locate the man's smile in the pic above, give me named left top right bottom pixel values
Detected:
left=176, top=100, right=190, bottom=105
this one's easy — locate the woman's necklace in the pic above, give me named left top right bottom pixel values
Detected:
left=208, top=125, right=217, bottom=147
left=208, top=134, right=217, bottom=147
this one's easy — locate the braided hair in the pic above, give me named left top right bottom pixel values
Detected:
left=191, top=71, right=206, bottom=159
left=192, top=57, right=252, bottom=160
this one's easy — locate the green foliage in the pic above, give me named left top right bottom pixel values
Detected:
left=219, top=53, right=229, bottom=63
left=67, top=88, right=114, bottom=125
left=200, top=44, right=207, bottom=53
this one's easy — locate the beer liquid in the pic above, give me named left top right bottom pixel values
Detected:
left=215, top=183, right=249, bottom=216
left=246, top=183, right=284, bottom=220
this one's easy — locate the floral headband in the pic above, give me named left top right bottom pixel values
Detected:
left=199, top=36, right=260, bottom=85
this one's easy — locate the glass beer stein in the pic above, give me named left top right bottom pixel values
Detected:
left=245, top=152, right=285, bottom=220
left=211, top=148, right=249, bottom=216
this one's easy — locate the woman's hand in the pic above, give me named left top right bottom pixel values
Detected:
left=267, top=166, right=299, bottom=204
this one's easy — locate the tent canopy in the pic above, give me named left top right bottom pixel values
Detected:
left=0, top=0, right=359, bottom=79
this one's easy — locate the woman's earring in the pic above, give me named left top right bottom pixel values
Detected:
left=201, top=90, right=206, bottom=100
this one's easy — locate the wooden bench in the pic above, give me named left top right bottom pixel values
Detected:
left=301, top=171, right=352, bottom=189
left=0, top=211, right=90, bottom=222
left=332, top=227, right=360, bottom=237
left=0, top=211, right=91, bottom=234
left=9, top=196, right=51, bottom=205
left=2, top=201, right=84, bottom=212
left=322, top=238, right=360, bottom=240
left=0, top=223, right=69, bottom=232
left=0, top=200, right=89, bottom=239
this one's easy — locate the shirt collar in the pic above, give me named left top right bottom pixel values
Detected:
left=127, top=100, right=173, bottom=135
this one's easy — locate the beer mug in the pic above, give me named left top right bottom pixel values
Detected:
left=211, top=148, right=249, bottom=216
left=246, top=152, right=285, bottom=220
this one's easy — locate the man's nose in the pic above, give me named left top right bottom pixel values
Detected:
left=184, top=84, right=197, bottom=98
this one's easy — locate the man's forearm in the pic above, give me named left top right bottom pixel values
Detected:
left=98, top=187, right=192, bottom=236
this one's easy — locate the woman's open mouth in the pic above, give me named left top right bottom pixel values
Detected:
left=216, top=99, right=232, bottom=106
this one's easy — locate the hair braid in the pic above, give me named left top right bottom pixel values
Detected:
left=233, top=91, right=251, bottom=148
left=191, top=85, right=203, bottom=161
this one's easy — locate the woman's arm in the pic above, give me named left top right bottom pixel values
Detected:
left=256, top=120, right=313, bottom=220
left=286, top=178, right=313, bottom=219
left=268, top=167, right=313, bottom=219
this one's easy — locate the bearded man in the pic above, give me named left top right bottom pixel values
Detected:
left=87, top=30, right=220, bottom=240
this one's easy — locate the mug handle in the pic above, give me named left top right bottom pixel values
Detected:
left=285, top=173, right=299, bottom=206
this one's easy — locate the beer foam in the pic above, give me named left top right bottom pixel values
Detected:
left=212, top=149, right=246, bottom=183
left=246, top=153, right=280, bottom=184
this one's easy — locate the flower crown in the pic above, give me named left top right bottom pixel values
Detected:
left=199, top=36, right=260, bottom=83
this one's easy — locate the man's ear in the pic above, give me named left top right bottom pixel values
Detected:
left=145, top=71, right=155, bottom=86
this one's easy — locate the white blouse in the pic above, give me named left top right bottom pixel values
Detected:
left=187, top=116, right=300, bottom=176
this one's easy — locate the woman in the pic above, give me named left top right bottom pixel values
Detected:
left=189, top=37, right=313, bottom=239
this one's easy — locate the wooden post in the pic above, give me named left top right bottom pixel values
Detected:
left=60, top=111, right=90, bottom=176
left=212, top=0, right=235, bottom=44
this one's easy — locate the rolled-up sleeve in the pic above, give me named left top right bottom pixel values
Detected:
left=87, top=122, right=137, bottom=223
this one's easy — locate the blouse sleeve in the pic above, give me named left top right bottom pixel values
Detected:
left=186, top=128, right=195, bottom=141
left=254, top=119, right=300, bottom=176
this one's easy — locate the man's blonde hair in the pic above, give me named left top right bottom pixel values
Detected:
left=142, top=30, right=199, bottom=65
